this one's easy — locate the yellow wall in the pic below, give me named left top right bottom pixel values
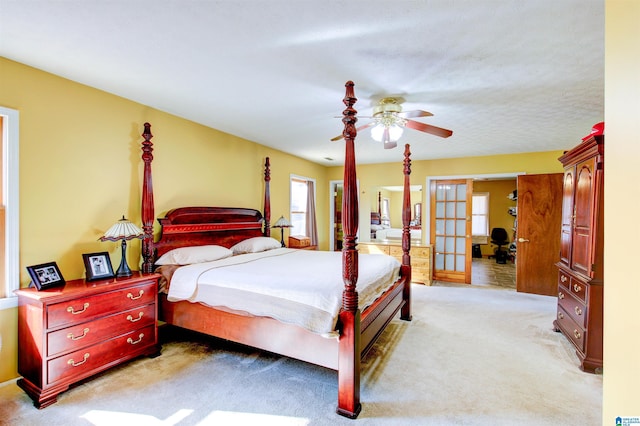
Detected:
left=0, top=57, right=328, bottom=382
left=0, top=307, right=17, bottom=381
left=604, top=0, right=640, bottom=421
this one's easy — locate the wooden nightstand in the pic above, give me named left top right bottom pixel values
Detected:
left=15, top=272, right=161, bottom=408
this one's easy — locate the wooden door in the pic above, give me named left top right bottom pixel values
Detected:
left=516, top=173, right=563, bottom=295
left=430, top=179, right=472, bottom=284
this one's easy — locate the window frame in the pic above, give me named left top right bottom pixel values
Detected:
left=289, top=174, right=316, bottom=237
left=471, top=192, right=490, bottom=238
left=0, top=107, right=19, bottom=309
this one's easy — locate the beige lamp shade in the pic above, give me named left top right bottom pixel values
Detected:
left=99, top=216, right=143, bottom=278
left=99, top=216, right=144, bottom=242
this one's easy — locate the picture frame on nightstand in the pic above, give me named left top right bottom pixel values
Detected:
left=26, top=262, right=66, bottom=290
left=83, top=251, right=115, bottom=281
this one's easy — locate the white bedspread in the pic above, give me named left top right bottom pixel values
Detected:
left=167, top=248, right=401, bottom=335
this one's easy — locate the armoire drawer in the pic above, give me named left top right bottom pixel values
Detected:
left=556, top=307, right=586, bottom=353
left=557, top=286, right=587, bottom=328
left=558, top=269, right=587, bottom=303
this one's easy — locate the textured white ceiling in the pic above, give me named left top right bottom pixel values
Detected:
left=0, top=0, right=604, bottom=166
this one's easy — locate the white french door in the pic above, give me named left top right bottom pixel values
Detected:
left=430, top=179, right=472, bottom=283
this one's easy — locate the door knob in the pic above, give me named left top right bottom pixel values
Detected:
left=518, top=237, right=530, bottom=243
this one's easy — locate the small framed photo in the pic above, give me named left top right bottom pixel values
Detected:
left=83, top=252, right=115, bottom=281
left=26, top=262, right=66, bottom=291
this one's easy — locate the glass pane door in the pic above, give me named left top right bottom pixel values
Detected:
left=431, top=179, right=472, bottom=283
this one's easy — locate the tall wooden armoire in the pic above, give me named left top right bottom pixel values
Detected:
left=553, top=134, right=604, bottom=373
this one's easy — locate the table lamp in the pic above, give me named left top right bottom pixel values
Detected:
left=99, top=216, right=144, bottom=277
left=271, top=215, right=292, bottom=247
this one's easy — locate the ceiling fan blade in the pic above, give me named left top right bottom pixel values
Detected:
left=330, top=122, right=375, bottom=141
left=398, top=110, right=433, bottom=119
left=383, top=141, right=397, bottom=149
left=405, top=119, right=453, bottom=138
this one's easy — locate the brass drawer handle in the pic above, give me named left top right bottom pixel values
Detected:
left=127, top=312, right=144, bottom=323
left=127, top=333, right=144, bottom=345
left=68, top=353, right=90, bottom=367
left=573, top=330, right=582, bottom=340
left=561, top=275, right=568, bottom=283
left=558, top=292, right=564, bottom=299
left=67, top=302, right=89, bottom=315
left=558, top=312, right=564, bottom=320
left=67, top=328, right=90, bottom=340
left=573, top=283, right=582, bottom=293
left=127, top=290, right=144, bottom=300
left=574, top=306, right=583, bottom=316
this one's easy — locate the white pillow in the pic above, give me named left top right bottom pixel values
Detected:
left=155, top=245, right=233, bottom=265
left=231, top=236, right=282, bottom=254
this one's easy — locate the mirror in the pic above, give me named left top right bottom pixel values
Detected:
left=369, top=185, right=422, bottom=243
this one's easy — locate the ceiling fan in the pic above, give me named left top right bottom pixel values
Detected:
left=331, top=97, right=453, bottom=149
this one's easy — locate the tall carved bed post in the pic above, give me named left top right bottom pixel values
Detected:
left=263, top=157, right=271, bottom=236
left=401, top=144, right=413, bottom=321
left=141, top=122, right=155, bottom=273
left=337, top=81, right=361, bottom=419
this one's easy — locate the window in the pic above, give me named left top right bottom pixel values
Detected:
left=290, top=177, right=308, bottom=235
left=290, top=175, right=318, bottom=245
left=471, top=193, right=490, bottom=239
left=1, top=107, right=19, bottom=308
left=381, top=198, right=390, bottom=227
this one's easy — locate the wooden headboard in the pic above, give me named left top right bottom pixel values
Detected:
left=153, top=207, right=266, bottom=258
left=139, top=126, right=272, bottom=272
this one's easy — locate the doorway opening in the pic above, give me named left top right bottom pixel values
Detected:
left=427, top=172, right=523, bottom=288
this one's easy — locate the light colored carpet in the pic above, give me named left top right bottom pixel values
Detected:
left=0, top=284, right=602, bottom=425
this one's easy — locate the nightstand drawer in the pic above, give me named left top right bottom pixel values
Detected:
left=47, top=324, right=155, bottom=385
left=47, top=303, right=156, bottom=357
left=47, top=281, right=156, bottom=329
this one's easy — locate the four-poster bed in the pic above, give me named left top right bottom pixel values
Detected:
left=139, top=81, right=413, bottom=418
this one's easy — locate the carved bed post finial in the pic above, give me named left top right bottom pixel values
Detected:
left=141, top=122, right=155, bottom=273
left=341, top=81, right=359, bottom=312
left=264, top=157, right=271, bottom=236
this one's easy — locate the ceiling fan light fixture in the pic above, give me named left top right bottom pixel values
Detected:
left=371, top=118, right=405, bottom=143
left=388, top=123, right=404, bottom=141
